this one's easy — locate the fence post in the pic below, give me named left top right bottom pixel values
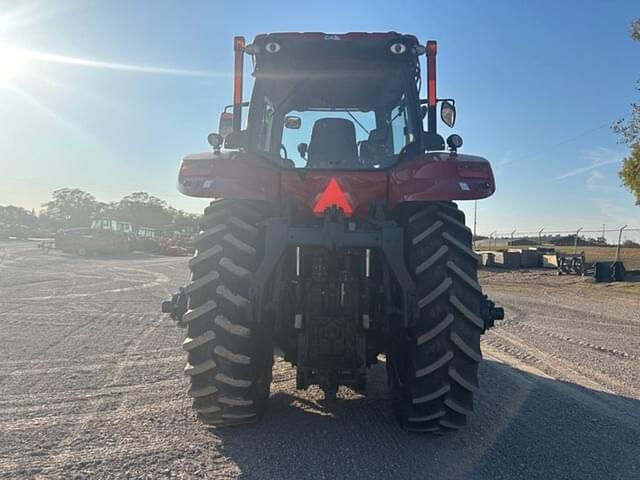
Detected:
left=573, top=227, right=583, bottom=255
left=614, top=225, right=628, bottom=262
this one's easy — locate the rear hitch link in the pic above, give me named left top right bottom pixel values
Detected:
left=481, top=295, right=504, bottom=331
left=161, top=287, right=188, bottom=325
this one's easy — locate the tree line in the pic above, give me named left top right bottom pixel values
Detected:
left=1, top=188, right=199, bottom=234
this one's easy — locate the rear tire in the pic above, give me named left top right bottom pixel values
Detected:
left=388, top=202, right=484, bottom=432
left=183, top=199, right=273, bottom=426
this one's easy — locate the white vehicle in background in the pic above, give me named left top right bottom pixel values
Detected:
left=91, top=218, right=133, bottom=234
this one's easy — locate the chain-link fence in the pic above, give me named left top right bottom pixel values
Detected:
left=473, top=226, right=640, bottom=268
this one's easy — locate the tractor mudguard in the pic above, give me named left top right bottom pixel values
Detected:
left=177, top=151, right=280, bottom=202
left=178, top=151, right=495, bottom=216
left=388, top=152, right=495, bottom=205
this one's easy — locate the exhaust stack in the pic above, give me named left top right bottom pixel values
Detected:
left=426, top=40, right=437, bottom=134
left=233, top=36, right=245, bottom=133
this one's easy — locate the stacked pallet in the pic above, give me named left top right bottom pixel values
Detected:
left=475, top=247, right=558, bottom=270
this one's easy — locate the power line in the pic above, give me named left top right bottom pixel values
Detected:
left=512, top=121, right=612, bottom=162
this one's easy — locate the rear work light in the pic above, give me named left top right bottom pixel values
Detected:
left=312, top=177, right=354, bottom=216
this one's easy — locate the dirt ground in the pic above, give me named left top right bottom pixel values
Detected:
left=1, top=241, right=639, bottom=479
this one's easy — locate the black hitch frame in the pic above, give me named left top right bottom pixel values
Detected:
left=248, top=208, right=417, bottom=396
left=249, top=208, right=418, bottom=328
left=161, top=211, right=504, bottom=332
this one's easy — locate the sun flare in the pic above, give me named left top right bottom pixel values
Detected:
left=0, top=40, right=29, bottom=85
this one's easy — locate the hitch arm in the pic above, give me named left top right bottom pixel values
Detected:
left=481, top=295, right=504, bottom=331
left=161, top=287, right=188, bottom=325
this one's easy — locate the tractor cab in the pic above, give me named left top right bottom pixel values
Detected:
left=219, top=33, right=455, bottom=169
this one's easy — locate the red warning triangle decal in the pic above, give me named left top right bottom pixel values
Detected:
left=312, top=177, right=354, bottom=216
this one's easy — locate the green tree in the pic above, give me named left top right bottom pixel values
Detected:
left=632, top=17, right=640, bottom=41
left=168, top=207, right=199, bottom=233
left=41, top=188, right=99, bottom=228
left=0, top=205, right=36, bottom=226
left=115, top=192, right=173, bottom=230
left=620, top=145, right=640, bottom=205
left=613, top=18, right=640, bottom=203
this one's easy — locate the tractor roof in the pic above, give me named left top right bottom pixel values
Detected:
left=249, top=32, right=423, bottom=70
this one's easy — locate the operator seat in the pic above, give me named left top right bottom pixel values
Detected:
left=307, top=118, right=359, bottom=168
left=359, top=128, right=389, bottom=166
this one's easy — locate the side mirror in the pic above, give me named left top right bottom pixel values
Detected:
left=224, top=130, right=248, bottom=149
left=285, top=115, right=302, bottom=129
left=297, top=142, right=308, bottom=159
left=218, top=111, right=234, bottom=138
left=440, top=100, right=456, bottom=128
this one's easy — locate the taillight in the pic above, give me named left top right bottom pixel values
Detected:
left=456, top=163, right=491, bottom=179
left=180, top=160, right=213, bottom=177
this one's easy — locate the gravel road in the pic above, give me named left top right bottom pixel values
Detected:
left=1, top=241, right=639, bottom=479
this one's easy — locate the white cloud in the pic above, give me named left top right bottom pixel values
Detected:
left=555, top=147, right=623, bottom=180
left=585, top=169, right=606, bottom=192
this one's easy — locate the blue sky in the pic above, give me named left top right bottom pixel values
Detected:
left=0, top=0, right=638, bottom=240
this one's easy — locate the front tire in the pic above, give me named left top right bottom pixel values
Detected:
left=182, top=199, right=273, bottom=426
left=388, top=202, right=484, bottom=432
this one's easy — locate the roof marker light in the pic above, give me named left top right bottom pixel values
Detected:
left=390, top=42, right=407, bottom=54
left=265, top=42, right=281, bottom=53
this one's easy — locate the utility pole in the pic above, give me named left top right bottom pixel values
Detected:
left=602, top=224, right=605, bottom=244
left=490, top=230, right=497, bottom=249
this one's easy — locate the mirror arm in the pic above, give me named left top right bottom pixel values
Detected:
left=422, top=98, right=456, bottom=106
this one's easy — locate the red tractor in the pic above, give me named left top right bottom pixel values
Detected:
left=163, top=32, right=503, bottom=432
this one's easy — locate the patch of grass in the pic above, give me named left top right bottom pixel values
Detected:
left=555, top=246, right=640, bottom=270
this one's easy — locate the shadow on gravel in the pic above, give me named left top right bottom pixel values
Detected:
left=56, top=251, right=164, bottom=261
left=213, top=361, right=640, bottom=480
